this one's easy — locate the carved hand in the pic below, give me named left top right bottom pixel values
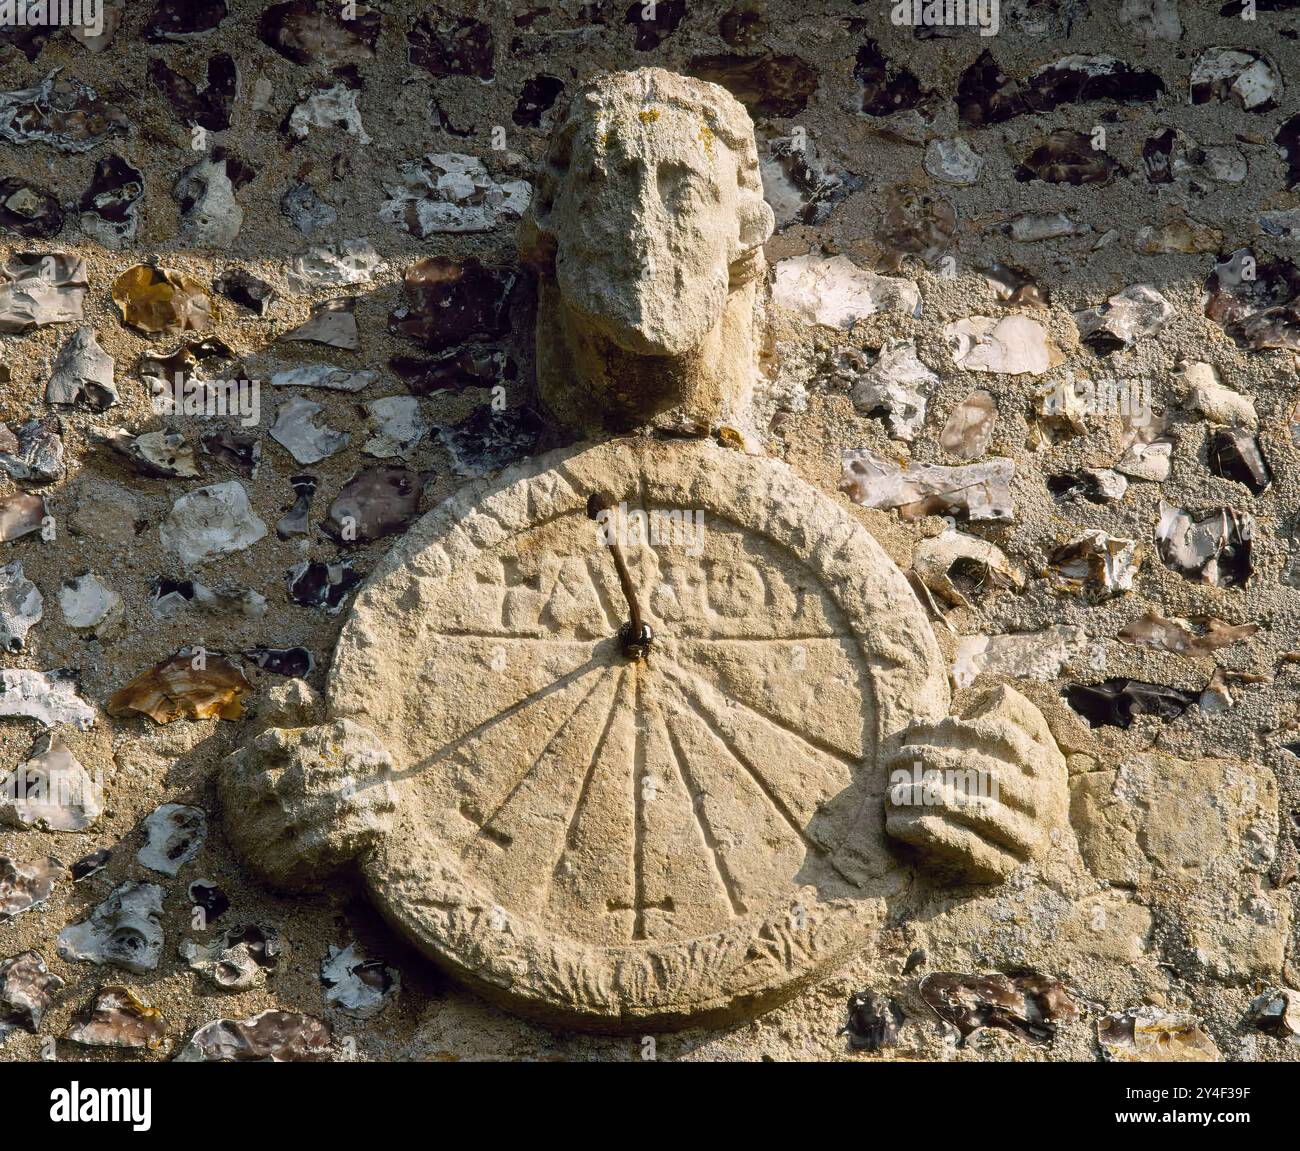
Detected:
left=219, top=719, right=398, bottom=893
left=884, top=684, right=1068, bottom=882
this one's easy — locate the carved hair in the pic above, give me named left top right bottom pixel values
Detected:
left=519, top=68, right=773, bottom=286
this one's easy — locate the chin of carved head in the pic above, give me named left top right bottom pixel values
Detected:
left=558, top=255, right=729, bottom=357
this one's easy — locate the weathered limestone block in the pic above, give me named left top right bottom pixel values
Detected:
left=1070, top=753, right=1275, bottom=884
left=519, top=68, right=775, bottom=436
left=219, top=719, right=396, bottom=893
left=1070, top=753, right=1286, bottom=982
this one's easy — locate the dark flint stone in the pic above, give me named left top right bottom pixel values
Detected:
left=81, top=155, right=143, bottom=229
left=959, top=51, right=1161, bottom=126
left=854, top=39, right=931, bottom=117
left=1065, top=679, right=1197, bottom=729
left=148, top=53, right=238, bottom=131
left=625, top=0, right=686, bottom=50
left=1047, top=472, right=1112, bottom=503
left=287, top=559, right=363, bottom=612
left=440, top=405, right=544, bottom=478
left=188, top=880, right=230, bottom=923
left=276, top=474, right=317, bottom=539
left=512, top=74, right=565, bottom=127
left=1208, top=428, right=1271, bottom=494
left=1143, top=129, right=1176, bottom=184
left=71, top=848, right=112, bottom=882
left=323, top=466, right=421, bottom=543
left=214, top=268, right=275, bottom=316
left=409, top=11, right=494, bottom=78
left=720, top=4, right=765, bottom=45
left=389, top=258, right=516, bottom=352
left=920, top=972, right=1077, bottom=1045
left=686, top=53, right=819, bottom=119
left=146, top=0, right=228, bottom=41
left=259, top=0, right=380, bottom=65
left=0, top=178, right=63, bottom=238
left=1016, top=130, right=1121, bottom=185
left=390, top=349, right=516, bottom=396
left=243, top=646, right=315, bottom=678
left=1277, top=114, right=1300, bottom=188
left=201, top=428, right=261, bottom=477
left=844, top=992, right=904, bottom=1052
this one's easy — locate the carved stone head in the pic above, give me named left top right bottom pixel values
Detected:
left=520, top=68, right=775, bottom=434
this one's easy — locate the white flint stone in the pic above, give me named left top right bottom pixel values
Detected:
left=1075, top=284, right=1174, bottom=348
left=289, top=83, right=369, bottom=143
left=1183, top=362, right=1256, bottom=428
left=2, top=732, right=100, bottom=830
left=849, top=340, right=937, bottom=442
left=924, top=138, right=983, bottom=185
left=46, top=325, right=117, bottom=408
left=138, top=804, right=207, bottom=877
left=912, top=529, right=1023, bottom=610
left=952, top=626, right=1089, bottom=690
left=1050, top=530, right=1140, bottom=596
left=380, top=153, right=531, bottom=236
left=1191, top=48, right=1279, bottom=112
left=773, top=254, right=921, bottom=328
left=841, top=448, right=1014, bottom=521
left=321, top=943, right=399, bottom=1019
left=287, top=240, right=384, bottom=290
left=0, top=561, right=42, bottom=652
left=161, top=482, right=268, bottom=567
left=58, top=882, right=165, bottom=973
left=271, top=396, right=349, bottom=465
left=1009, top=213, right=1080, bottom=241
left=1117, top=440, right=1172, bottom=481
left=59, top=573, right=123, bottom=635
left=945, top=315, right=1055, bottom=375
left=270, top=364, right=377, bottom=392
left=364, top=396, right=428, bottom=459
left=939, top=390, right=997, bottom=460
left=1118, top=0, right=1182, bottom=41
left=0, top=670, right=95, bottom=729
left=175, top=154, right=243, bottom=247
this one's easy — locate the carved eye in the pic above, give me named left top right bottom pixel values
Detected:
left=656, top=160, right=695, bottom=203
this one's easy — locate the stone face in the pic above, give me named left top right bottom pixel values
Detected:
left=519, top=68, right=775, bottom=437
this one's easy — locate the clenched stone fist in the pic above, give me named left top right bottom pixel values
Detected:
left=219, top=719, right=397, bottom=893
left=884, top=684, right=1068, bottom=882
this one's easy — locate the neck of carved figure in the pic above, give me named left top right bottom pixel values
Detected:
left=536, top=276, right=761, bottom=435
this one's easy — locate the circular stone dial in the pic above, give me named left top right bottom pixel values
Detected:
left=328, top=439, right=948, bottom=1030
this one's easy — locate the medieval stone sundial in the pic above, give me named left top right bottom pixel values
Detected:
left=323, top=438, right=949, bottom=1029
left=221, top=67, right=1069, bottom=1033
